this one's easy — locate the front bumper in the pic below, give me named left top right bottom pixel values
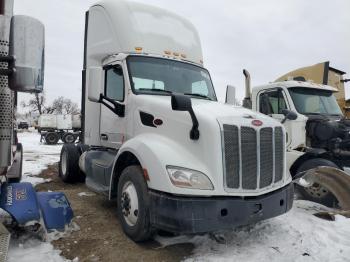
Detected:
left=149, top=183, right=294, bottom=234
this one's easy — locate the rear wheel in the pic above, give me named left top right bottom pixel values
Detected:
left=59, top=144, right=82, bottom=183
left=62, top=132, right=76, bottom=144
left=117, top=165, right=153, bottom=242
left=45, top=132, right=59, bottom=145
left=295, top=158, right=339, bottom=207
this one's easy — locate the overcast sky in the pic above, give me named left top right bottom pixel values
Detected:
left=15, top=0, right=350, bottom=110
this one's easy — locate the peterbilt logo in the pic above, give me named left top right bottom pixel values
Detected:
left=252, top=120, right=263, bottom=127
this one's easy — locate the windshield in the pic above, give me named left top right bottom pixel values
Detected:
left=127, top=56, right=217, bottom=100
left=288, top=87, right=343, bottom=116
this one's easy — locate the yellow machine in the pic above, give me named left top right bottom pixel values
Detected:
left=276, top=62, right=350, bottom=117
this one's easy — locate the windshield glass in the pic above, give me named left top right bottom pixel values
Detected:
left=127, top=56, right=217, bottom=100
left=289, top=87, right=343, bottom=116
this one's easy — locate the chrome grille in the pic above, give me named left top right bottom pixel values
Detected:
left=241, top=127, right=257, bottom=189
left=223, top=125, right=240, bottom=188
left=274, top=127, right=284, bottom=182
left=223, top=125, right=284, bottom=190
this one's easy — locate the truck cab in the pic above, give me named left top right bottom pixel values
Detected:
left=59, top=0, right=293, bottom=242
left=249, top=78, right=350, bottom=206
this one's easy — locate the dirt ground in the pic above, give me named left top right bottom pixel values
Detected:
left=36, top=165, right=194, bottom=262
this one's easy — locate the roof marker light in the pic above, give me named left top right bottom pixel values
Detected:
left=135, top=47, right=143, bottom=53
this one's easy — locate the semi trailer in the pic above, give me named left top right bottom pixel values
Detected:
left=0, top=0, right=73, bottom=259
left=240, top=66, right=350, bottom=207
left=59, top=0, right=294, bottom=242
left=38, top=114, right=81, bottom=144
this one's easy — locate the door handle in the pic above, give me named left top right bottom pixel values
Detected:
left=101, top=134, right=109, bottom=141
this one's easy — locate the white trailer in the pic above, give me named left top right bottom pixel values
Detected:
left=59, top=0, right=294, bottom=242
left=38, top=114, right=81, bottom=144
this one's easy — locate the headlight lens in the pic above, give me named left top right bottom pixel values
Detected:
left=166, top=166, right=214, bottom=190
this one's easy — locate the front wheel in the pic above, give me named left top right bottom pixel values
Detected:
left=295, top=158, right=339, bottom=207
left=59, top=144, right=83, bottom=183
left=117, top=165, right=153, bottom=242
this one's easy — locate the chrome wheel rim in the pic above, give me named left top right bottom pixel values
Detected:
left=121, top=181, right=139, bottom=226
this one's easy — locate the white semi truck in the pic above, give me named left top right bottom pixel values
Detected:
left=59, top=0, right=294, bottom=242
left=240, top=67, right=350, bottom=207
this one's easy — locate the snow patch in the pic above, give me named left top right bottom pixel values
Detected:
left=77, top=192, right=96, bottom=197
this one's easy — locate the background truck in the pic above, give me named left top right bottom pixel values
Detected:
left=59, top=0, right=294, bottom=242
left=38, top=114, right=81, bottom=144
left=276, top=62, right=349, bottom=117
left=240, top=63, right=350, bottom=207
left=0, top=0, right=73, bottom=259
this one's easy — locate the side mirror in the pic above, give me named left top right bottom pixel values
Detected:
left=87, top=67, right=104, bottom=102
left=281, top=109, right=298, bottom=124
left=171, top=93, right=192, bottom=111
left=171, top=94, right=199, bottom=140
left=225, top=85, right=236, bottom=105
left=8, top=15, right=45, bottom=93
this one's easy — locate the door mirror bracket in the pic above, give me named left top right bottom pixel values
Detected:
left=281, top=109, right=298, bottom=124
left=171, top=94, right=200, bottom=140
left=99, top=94, right=125, bottom=117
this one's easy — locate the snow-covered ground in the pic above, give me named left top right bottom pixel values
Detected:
left=6, top=131, right=350, bottom=261
left=7, top=131, right=68, bottom=262
left=158, top=201, right=350, bottom=261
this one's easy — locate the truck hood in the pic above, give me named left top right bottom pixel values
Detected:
left=133, top=95, right=280, bottom=126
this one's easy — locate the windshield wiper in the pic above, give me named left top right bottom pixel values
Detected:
left=184, top=93, right=212, bottom=100
left=138, top=88, right=172, bottom=94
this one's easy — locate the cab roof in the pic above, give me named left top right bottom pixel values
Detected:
left=253, top=80, right=338, bottom=93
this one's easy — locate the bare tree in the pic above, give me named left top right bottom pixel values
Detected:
left=21, top=93, right=45, bottom=114
left=21, top=94, right=79, bottom=115
left=51, top=96, right=80, bottom=114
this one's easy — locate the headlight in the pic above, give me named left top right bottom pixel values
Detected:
left=166, top=166, right=214, bottom=190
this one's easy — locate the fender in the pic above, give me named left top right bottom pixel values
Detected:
left=108, top=133, right=208, bottom=199
left=289, top=148, right=330, bottom=177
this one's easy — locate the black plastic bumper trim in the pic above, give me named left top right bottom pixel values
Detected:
left=149, top=183, right=294, bottom=234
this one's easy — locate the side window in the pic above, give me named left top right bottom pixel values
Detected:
left=192, top=80, right=209, bottom=96
left=259, top=90, right=287, bottom=115
left=105, top=65, right=124, bottom=101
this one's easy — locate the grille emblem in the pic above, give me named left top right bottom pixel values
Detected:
left=252, top=120, right=263, bottom=127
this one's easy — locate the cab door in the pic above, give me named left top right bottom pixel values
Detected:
left=99, top=63, right=126, bottom=149
left=258, top=88, right=293, bottom=146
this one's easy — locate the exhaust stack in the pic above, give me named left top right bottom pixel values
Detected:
left=243, top=69, right=252, bottom=109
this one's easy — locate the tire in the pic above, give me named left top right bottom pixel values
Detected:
left=295, top=158, right=339, bottom=207
left=117, top=165, right=153, bottom=242
left=62, top=132, right=76, bottom=144
left=45, top=132, right=60, bottom=145
left=59, top=144, right=82, bottom=183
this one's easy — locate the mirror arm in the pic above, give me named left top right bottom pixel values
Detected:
left=99, top=94, right=125, bottom=117
left=188, top=109, right=200, bottom=140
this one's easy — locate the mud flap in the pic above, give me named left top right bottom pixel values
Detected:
left=0, top=183, right=73, bottom=230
